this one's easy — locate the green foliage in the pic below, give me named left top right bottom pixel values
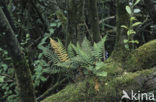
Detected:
left=32, top=33, right=55, bottom=88
left=55, top=36, right=108, bottom=77
left=0, top=48, right=19, bottom=102
left=21, top=33, right=31, bottom=46
left=121, top=0, right=141, bottom=50
left=32, top=19, right=63, bottom=87
left=49, top=20, right=62, bottom=35
left=34, top=15, right=71, bottom=78
left=33, top=59, right=49, bottom=87
left=37, top=34, right=67, bottom=74
left=0, top=76, right=5, bottom=83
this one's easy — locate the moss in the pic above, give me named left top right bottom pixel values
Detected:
left=103, top=59, right=123, bottom=77
left=96, top=68, right=156, bottom=102
left=126, top=40, right=156, bottom=71
left=41, top=68, right=156, bottom=102
left=41, top=79, right=96, bottom=102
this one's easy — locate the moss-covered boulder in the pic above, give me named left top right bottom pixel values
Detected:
left=41, top=68, right=156, bottom=102
left=126, top=40, right=156, bottom=71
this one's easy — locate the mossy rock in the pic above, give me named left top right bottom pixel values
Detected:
left=126, top=40, right=156, bottom=71
left=41, top=68, right=156, bottom=102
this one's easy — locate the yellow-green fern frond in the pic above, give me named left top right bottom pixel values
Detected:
left=50, top=38, right=69, bottom=62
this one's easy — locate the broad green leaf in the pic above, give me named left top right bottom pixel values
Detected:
left=134, top=0, right=140, bottom=6
left=26, top=33, right=30, bottom=38
left=0, top=76, right=5, bottom=82
left=132, top=22, right=142, bottom=27
left=134, top=8, right=141, bottom=13
left=126, top=6, right=132, bottom=15
left=0, top=48, right=3, bottom=51
left=127, top=30, right=136, bottom=35
left=130, top=17, right=136, bottom=21
left=41, top=77, right=47, bottom=81
left=96, top=71, right=107, bottom=77
left=124, top=39, right=129, bottom=43
left=129, top=40, right=139, bottom=44
left=50, top=23, right=57, bottom=27
left=49, top=28, right=54, bottom=34
left=125, top=44, right=129, bottom=50
left=121, top=25, right=128, bottom=29
left=57, top=22, right=62, bottom=28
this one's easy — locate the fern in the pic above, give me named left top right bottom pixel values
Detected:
left=70, top=36, right=107, bottom=77
left=81, top=37, right=92, bottom=54
left=92, top=35, right=107, bottom=60
left=44, top=49, right=59, bottom=64
left=50, top=38, right=69, bottom=62
left=44, top=36, right=108, bottom=77
left=67, top=43, right=75, bottom=58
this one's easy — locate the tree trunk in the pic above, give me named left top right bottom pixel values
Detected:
left=144, top=0, right=156, bottom=24
left=66, top=0, right=85, bottom=47
left=0, top=7, right=36, bottom=102
left=14, top=0, right=47, bottom=40
left=88, top=0, right=101, bottom=43
left=111, top=0, right=129, bottom=61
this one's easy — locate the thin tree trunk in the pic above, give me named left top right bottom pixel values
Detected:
left=111, top=0, right=129, bottom=61
left=66, top=0, right=85, bottom=47
left=0, top=7, right=36, bottom=102
left=88, top=0, right=101, bottom=43
left=144, top=0, right=156, bottom=24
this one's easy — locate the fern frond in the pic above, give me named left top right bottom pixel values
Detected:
left=57, top=38, right=65, bottom=49
left=67, top=43, right=75, bottom=58
left=50, top=38, right=69, bottom=62
left=56, top=60, right=74, bottom=69
left=93, top=35, right=107, bottom=60
left=44, top=49, right=59, bottom=64
left=71, top=42, right=94, bottom=64
left=81, top=37, right=92, bottom=55
left=50, top=66, right=68, bottom=74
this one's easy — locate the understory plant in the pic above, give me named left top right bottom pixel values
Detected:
left=0, top=48, right=19, bottom=102
left=48, top=36, right=108, bottom=77
left=121, top=0, right=142, bottom=50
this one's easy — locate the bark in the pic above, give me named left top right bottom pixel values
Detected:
left=66, top=0, right=85, bottom=47
left=0, top=1, right=16, bottom=33
left=88, top=0, right=101, bottom=43
left=46, top=0, right=68, bottom=45
left=111, top=0, right=129, bottom=61
left=14, top=0, right=48, bottom=39
left=144, top=0, right=156, bottom=24
left=0, top=7, right=36, bottom=102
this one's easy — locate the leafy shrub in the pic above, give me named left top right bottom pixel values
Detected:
left=0, top=48, right=19, bottom=102
left=121, top=0, right=141, bottom=50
